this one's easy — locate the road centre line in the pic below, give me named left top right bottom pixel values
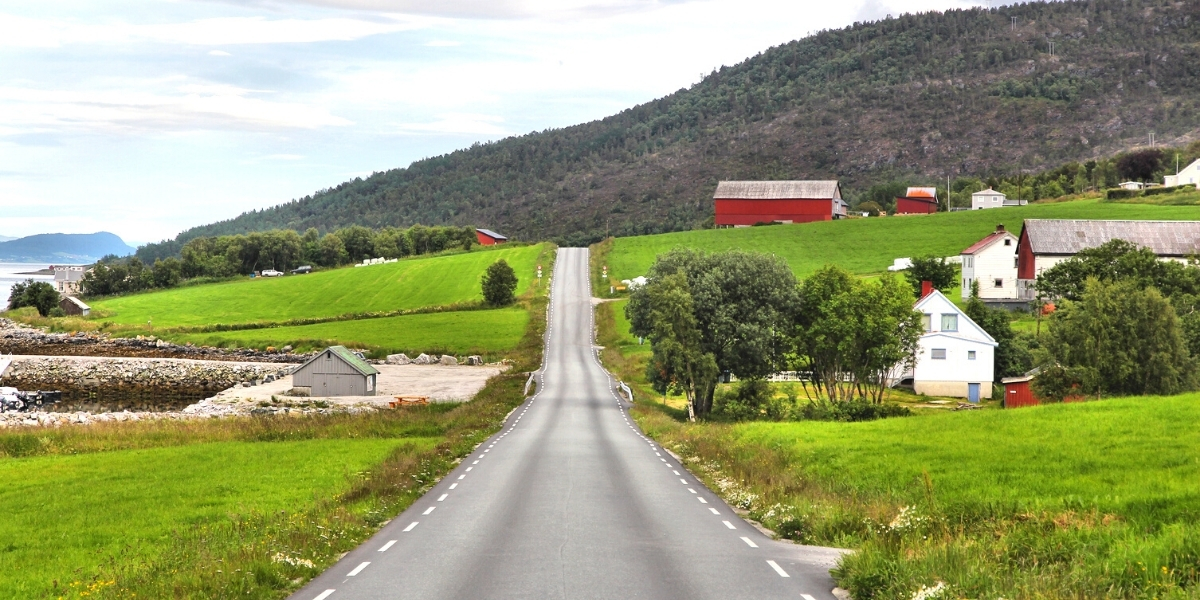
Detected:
left=698, top=498, right=708, bottom=504
left=680, top=479, right=688, bottom=484
left=458, top=475, right=465, bottom=480
left=472, top=461, right=480, bottom=464
left=347, top=562, right=370, bottom=576
left=378, top=540, right=396, bottom=552
left=466, top=467, right=473, bottom=471
left=438, top=494, right=449, bottom=501
left=740, top=537, right=758, bottom=548
left=688, top=488, right=697, bottom=494
left=312, top=590, right=335, bottom=600
left=674, top=471, right=681, bottom=475
left=802, top=595, right=818, bottom=600
left=423, top=507, right=436, bottom=515
left=449, top=483, right=458, bottom=489
left=723, top=521, right=736, bottom=529
left=767, top=560, right=790, bottom=577
left=708, top=508, right=720, bottom=514
left=404, top=522, right=419, bottom=532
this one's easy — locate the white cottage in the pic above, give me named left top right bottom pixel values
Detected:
left=894, top=289, right=996, bottom=402
left=1164, top=158, right=1200, bottom=188
left=960, top=224, right=1019, bottom=303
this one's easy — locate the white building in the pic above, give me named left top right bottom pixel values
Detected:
left=961, top=224, right=1019, bottom=302
left=1118, top=181, right=1146, bottom=191
left=893, top=289, right=996, bottom=401
left=971, top=188, right=1028, bottom=209
left=53, top=266, right=86, bottom=296
left=1164, top=158, right=1200, bottom=188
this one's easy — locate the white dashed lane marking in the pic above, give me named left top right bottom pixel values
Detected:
left=403, top=522, right=419, bottom=532
left=423, top=507, right=436, bottom=515
left=698, top=498, right=708, bottom=504
left=438, top=494, right=449, bottom=501
left=767, top=560, right=790, bottom=577
left=347, top=562, right=370, bottom=577
left=708, top=508, right=720, bottom=515
left=723, top=521, right=736, bottom=529
left=449, top=483, right=458, bottom=489
left=740, top=537, right=758, bottom=548
left=378, top=540, right=396, bottom=552
left=313, top=589, right=335, bottom=600
left=802, top=595, right=818, bottom=600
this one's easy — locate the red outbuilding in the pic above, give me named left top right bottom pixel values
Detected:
left=713, top=180, right=847, bottom=227
left=895, top=187, right=939, bottom=214
left=475, top=228, right=509, bottom=246
left=1002, top=373, right=1039, bottom=408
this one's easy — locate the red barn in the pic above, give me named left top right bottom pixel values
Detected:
left=713, top=181, right=846, bottom=227
left=895, top=187, right=939, bottom=214
left=475, top=228, right=508, bottom=246
left=1001, top=373, right=1039, bottom=408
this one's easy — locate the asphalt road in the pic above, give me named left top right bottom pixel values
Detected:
left=289, top=248, right=846, bottom=600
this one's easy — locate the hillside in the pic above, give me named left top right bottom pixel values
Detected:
left=172, top=0, right=1200, bottom=246
left=600, top=199, right=1200, bottom=281
left=0, top=232, right=133, bottom=262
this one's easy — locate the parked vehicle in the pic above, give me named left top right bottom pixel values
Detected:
left=0, top=387, right=61, bottom=412
left=261, top=269, right=283, bottom=277
left=290, top=265, right=313, bottom=275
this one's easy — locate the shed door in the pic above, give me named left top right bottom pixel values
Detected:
left=968, top=383, right=981, bottom=403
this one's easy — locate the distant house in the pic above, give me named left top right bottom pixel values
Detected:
left=961, top=224, right=1019, bottom=304
left=1016, top=219, right=1200, bottom=299
left=1164, top=158, right=1200, bottom=188
left=712, top=180, right=847, bottom=227
left=892, top=286, right=997, bottom=401
left=292, top=346, right=379, bottom=397
left=53, top=265, right=86, bottom=296
left=1118, top=181, right=1146, bottom=191
left=971, top=188, right=1028, bottom=210
left=58, top=296, right=90, bottom=317
left=895, top=187, right=939, bottom=214
left=476, top=229, right=509, bottom=246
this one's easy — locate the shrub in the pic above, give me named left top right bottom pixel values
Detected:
left=1105, top=188, right=1141, bottom=200
left=481, top=259, right=518, bottom=306
left=1144, top=185, right=1191, bottom=197
left=798, top=398, right=911, bottom=422
left=712, top=379, right=773, bottom=421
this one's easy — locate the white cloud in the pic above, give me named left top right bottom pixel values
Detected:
left=395, top=113, right=508, bottom=136
left=208, top=49, right=231, bottom=56
left=0, top=13, right=430, bottom=48
left=265, top=154, right=305, bottom=160
left=424, top=40, right=460, bottom=46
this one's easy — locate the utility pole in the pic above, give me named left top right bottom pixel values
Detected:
left=1150, top=132, right=1156, bottom=147
left=1048, top=41, right=1054, bottom=56
left=1012, top=17, right=1017, bottom=31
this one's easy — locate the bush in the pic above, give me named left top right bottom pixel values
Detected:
left=1105, top=188, right=1141, bottom=200
left=713, top=379, right=773, bottom=421
left=798, top=398, right=911, bottom=422
left=481, top=259, right=518, bottom=306
left=6, top=280, right=59, bottom=316
left=48, top=307, right=66, bottom=318
left=1144, top=185, right=1191, bottom=197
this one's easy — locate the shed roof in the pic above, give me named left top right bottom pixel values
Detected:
left=905, top=187, right=937, bottom=199
left=297, top=345, right=379, bottom=377
left=1021, top=219, right=1200, bottom=256
left=476, top=228, right=508, bottom=241
left=61, top=296, right=90, bottom=310
left=713, top=180, right=841, bottom=200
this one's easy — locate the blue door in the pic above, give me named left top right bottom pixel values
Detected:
left=968, top=383, right=981, bottom=403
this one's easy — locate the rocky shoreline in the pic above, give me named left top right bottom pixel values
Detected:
left=0, top=318, right=310, bottom=362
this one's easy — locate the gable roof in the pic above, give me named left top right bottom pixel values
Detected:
left=971, top=187, right=1005, bottom=197
left=297, top=345, right=379, bottom=377
left=713, top=180, right=841, bottom=200
left=1021, top=219, right=1200, bottom=256
left=961, top=227, right=1016, bottom=255
left=905, top=187, right=937, bottom=199
left=476, top=228, right=508, bottom=241
left=61, top=296, right=90, bottom=310
left=913, top=290, right=997, bottom=346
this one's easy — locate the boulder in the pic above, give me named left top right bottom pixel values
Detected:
left=413, top=353, right=434, bottom=365
left=386, top=353, right=412, bottom=365
left=439, top=355, right=458, bottom=366
left=466, top=355, right=483, bottom=366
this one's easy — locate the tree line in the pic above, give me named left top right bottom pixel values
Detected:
left=82, top=224, right=479, bottom=297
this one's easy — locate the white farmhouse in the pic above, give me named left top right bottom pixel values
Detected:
left=1164, top=158, right=1200, bottom=188
left=971, top=188, right=1028, bottom=209
left=893, top=288, right=996, bottom=402
left=960, top=224, right=1019, bottom=303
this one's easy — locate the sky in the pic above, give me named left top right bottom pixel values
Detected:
left=0, top=0, right=996, bottom=246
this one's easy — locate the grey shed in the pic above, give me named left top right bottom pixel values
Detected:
left=292, top=346, right=379, bottom=397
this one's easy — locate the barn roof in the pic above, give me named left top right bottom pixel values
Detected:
left=476, top=228, right=508, bottom=241
left=713, top=180, right=841, bottom=200
left=297, top=345, right=379, bottom=377
left=1021, top=219, right=1200, bottom=256
left=905, top=187, right=937, bottom=199
left=61, top=296, right=90, bottom=310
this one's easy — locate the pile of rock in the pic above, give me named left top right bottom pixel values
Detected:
left=0, top=318, right=310, bottom=362
left=385, top=353, right=485, bottom=366
left=1, top=356, right=295, bottom=396
left=0, top=397, right=381, bottom=428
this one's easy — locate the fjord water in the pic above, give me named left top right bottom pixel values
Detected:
left=0, top=262, right=53, bottom=307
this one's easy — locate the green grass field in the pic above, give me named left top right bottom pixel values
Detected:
left=91, top=244, right=545, bottom=327
left=172, top=307, right=529, bottom=356
left=0, top=437, right=427, bottom=597
left=605, top=199, right=1200, bottom=281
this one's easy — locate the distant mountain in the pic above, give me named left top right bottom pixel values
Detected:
left=174, top=0, right=1200, bottom=245
left=0, top=236, right=15, bottom=243
left=0, top=232, right=134, bottom=263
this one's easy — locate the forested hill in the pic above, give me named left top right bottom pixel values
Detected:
left=178, top=0, right=1200, bottom=246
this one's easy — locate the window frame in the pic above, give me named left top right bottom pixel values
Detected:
left=931, top=348, right=947, bottom=360
left=940, top=313, right=958, bottom=332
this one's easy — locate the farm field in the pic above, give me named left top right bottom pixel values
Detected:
left=172, top=307, right=530, bottom=356
left=605, top=199, right=1200, bottom=281
left=91, top=244, right=545, bottom=327
left=0, top=436, right=426, bottom=597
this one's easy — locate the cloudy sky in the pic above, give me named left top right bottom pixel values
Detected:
left=0, top=0, right=994, bottom=245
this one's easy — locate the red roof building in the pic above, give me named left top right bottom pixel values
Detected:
left=475, top=229, right=508, bottom=246
left=713, top=180, right=846, bottom=227
left=895, top=187, right=939, bottom=214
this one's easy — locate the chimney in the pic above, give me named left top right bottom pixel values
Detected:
left=996, top=223, right=1005, bottom=233
left=921, top=280, right=934, bottom=298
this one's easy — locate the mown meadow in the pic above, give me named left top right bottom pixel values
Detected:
left=603, top=199, right=1200, bottom=282
left=0, top=250, right=553, bottom=598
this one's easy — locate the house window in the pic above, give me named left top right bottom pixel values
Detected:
left=1003, top=238, right=1012, bottom=246
left=1014, top=257, right=1019, bottom=268
left=965, top=256, right=973, bottom=268
left=931, top=348, right=947, bottom=359
left=941, top=314, right=958, bottom=331
left=994, top=278, right=1003, bottom=288
left=922, top=314, right=932, bottom=332
left=968, top=350, right=977, bottom=360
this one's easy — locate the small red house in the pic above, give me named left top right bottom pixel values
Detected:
left=475, top=228, right=508, bottom=246
left=713, top=180, right=846, bottom=227
left=1002, top=372, right=1039, bottom=408
left=895, top=187, right=939, bottom=214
